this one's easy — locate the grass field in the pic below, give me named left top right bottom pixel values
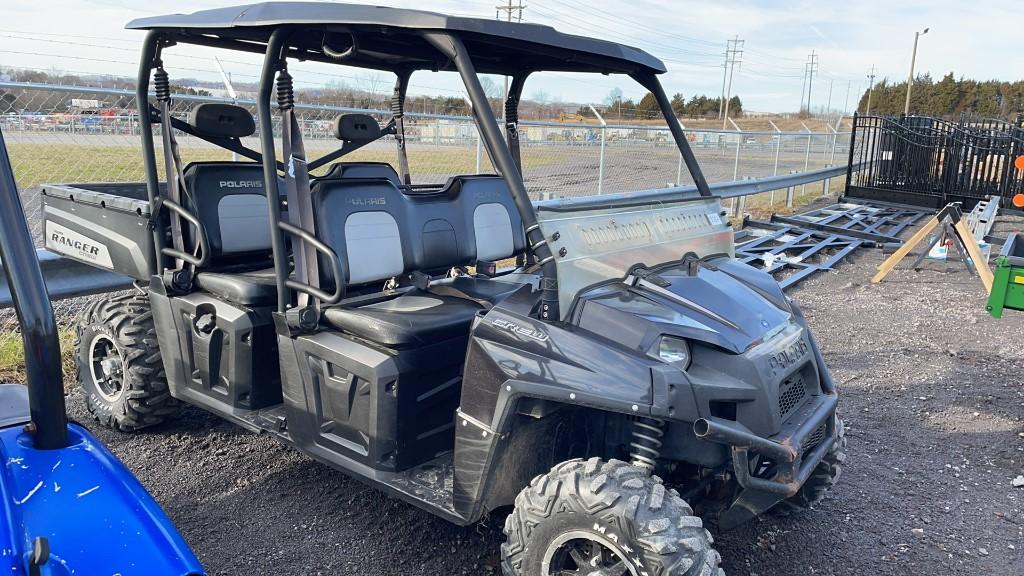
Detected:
left=0, top=329, right=76, bottom=384
left=6, top=142, right=569, bottom=190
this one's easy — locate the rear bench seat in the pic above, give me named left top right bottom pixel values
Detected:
left=313, top=175, right=527, bottom=347
left=187, top=161, right=397, bottom=307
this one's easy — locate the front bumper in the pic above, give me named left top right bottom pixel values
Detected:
left=694, top=390, right=838, bottom=498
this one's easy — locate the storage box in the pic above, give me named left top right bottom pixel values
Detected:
left=987, top=233, right=1024, bottom=318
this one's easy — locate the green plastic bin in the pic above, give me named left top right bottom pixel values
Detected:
left=987, top=232, right=1024, bottom=318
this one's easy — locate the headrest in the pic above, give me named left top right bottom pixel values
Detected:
left=335, top=114, right=382, bottom=141
left=188, top=103, right=256, bottom=139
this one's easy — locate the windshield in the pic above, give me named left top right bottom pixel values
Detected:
left=536, top=195, right=733, bottom=318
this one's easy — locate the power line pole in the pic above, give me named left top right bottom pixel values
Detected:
left=801, top=61, right=808, bottom=113
left=718, top=43, right=729, bottom=120
left=721, top=35, right=743, bottom=129
left=904, top=27, right=929, bottom=115
left=843, top=80, right=851, bottom=115
left=825, top=78, right=833, bottom=119
left=865, top=64, right=876, bottom=115
left=805, top=51, right=818, bottom=117
left=496, top=1, right=526, bottom=104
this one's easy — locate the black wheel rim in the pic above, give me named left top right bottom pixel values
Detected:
left=543, top=530, right=637, bottom=576
left=88, top=333, right=124, bottom=402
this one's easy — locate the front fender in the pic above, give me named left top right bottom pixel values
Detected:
left=452, top=300, right=664, bottom=520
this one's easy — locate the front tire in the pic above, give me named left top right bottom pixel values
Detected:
left=502, top=458, right=724, bottom=576
left=74, top=292, right=177, bottom=431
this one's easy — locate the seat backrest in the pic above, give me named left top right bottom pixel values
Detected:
left=311, top=175, right=527, bottom=292
left=403, top=189, right=475, bottom=274
left=183, top=162, right=283, bottom=267
left=317, top=162, right=401, bottom=186
left=450, top=176, right=527, bottom=263
left=313, top=178, right=411, bottom=289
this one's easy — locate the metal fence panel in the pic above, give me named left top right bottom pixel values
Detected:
left=846, top=112, right=1024, bottom=209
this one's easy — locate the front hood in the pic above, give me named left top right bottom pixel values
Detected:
left=574, top=260, right=792, bottom=354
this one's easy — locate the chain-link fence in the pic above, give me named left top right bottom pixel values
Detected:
left=0, top=81, right=848, bottom=378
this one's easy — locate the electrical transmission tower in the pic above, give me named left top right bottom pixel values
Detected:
left=865, top=64, right=877, bottom=115
left=495, top=0, right=525, bottom=22
left=721, top=36, right=743, bottom=129
left=802, top=51, right=819, bottom=116
left=496, top=1, right=526, bottom=103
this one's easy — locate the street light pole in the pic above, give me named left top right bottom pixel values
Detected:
left=866, top=65, right=876, bottom=115
left=903, top=28, right=929, bottom=115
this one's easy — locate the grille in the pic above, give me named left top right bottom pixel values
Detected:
left=801, top=423, right=828, bottom=454
left=777, top=373, right=807, bottom=421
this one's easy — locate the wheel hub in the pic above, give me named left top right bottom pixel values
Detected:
left=89, top=333, right=124, bottom=402
left=542, top=530, right=638, bottom=576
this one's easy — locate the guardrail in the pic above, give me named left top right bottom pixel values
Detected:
left=0, top=163, right=858, bottom=309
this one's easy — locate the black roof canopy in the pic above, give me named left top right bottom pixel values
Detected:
left=126, top=2, right=666, bottom=75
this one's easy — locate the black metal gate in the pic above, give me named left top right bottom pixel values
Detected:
left=845, top=113, right=1024, bottom=209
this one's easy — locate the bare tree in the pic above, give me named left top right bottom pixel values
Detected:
left=356, top=71, right=388, bottom=106
left=479, top=76, right=502, bottom=99
left=604, top=87, right=623, bottom=106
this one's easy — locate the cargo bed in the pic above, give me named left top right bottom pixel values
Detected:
left=41, top=182, right=162, bottom=281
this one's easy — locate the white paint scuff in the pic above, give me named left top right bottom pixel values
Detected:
left=15, top=481, right=43, bottom=505
left=76, top=486, right=99, bottom=498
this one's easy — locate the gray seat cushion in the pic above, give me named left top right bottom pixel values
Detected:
left=195, top=267, right=278, bottom=306
left=322, top=292, right=480, bottom=347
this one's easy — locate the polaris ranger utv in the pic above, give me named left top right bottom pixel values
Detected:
left=45, top=3, right=845, bottom=574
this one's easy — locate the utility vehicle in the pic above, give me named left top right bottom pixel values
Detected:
left=46, top=3, right=845, bottom=574
left=0, top=126, right=203, bottom=574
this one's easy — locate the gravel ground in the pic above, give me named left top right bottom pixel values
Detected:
left=64, top=213, right=1024, bottom=576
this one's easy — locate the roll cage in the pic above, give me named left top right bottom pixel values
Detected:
left=128, top=1, right=713, bottom=324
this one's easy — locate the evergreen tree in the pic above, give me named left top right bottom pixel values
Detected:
left=857, top=73, right=1023, bottom=119
left=637, top=92, right=660, bottom=119
left=670, top=93, right=686, bottom=116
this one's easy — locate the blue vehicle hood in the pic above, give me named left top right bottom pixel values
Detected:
left=0, top=415, right=203, bottom=575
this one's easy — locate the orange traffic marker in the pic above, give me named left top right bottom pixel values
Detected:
left=1016, top=155, right=1024, bottom=171
left=1014, top=194, right=1024, bottom=208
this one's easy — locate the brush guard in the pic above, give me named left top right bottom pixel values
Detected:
left=694, top=391, right=838, bottom=528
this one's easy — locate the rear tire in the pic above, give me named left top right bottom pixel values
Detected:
left=771, top=417, right=846, bottom=515
left=502, top=458, right=724, bottom=576
left=74, top=292, right=177, bottom=431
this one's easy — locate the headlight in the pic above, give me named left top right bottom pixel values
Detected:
left=655, top=336, right=691, bottom=370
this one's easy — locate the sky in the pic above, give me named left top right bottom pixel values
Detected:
left=0, top=0, right=1019, bottom=113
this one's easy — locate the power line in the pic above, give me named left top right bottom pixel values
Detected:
left=0, top=31, right=470, bottom=96
left=546, top=0, right=723, bottom=49
left=0, top=28, right=138, bottom=45
left=526, top=4, right=722, bottom=61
